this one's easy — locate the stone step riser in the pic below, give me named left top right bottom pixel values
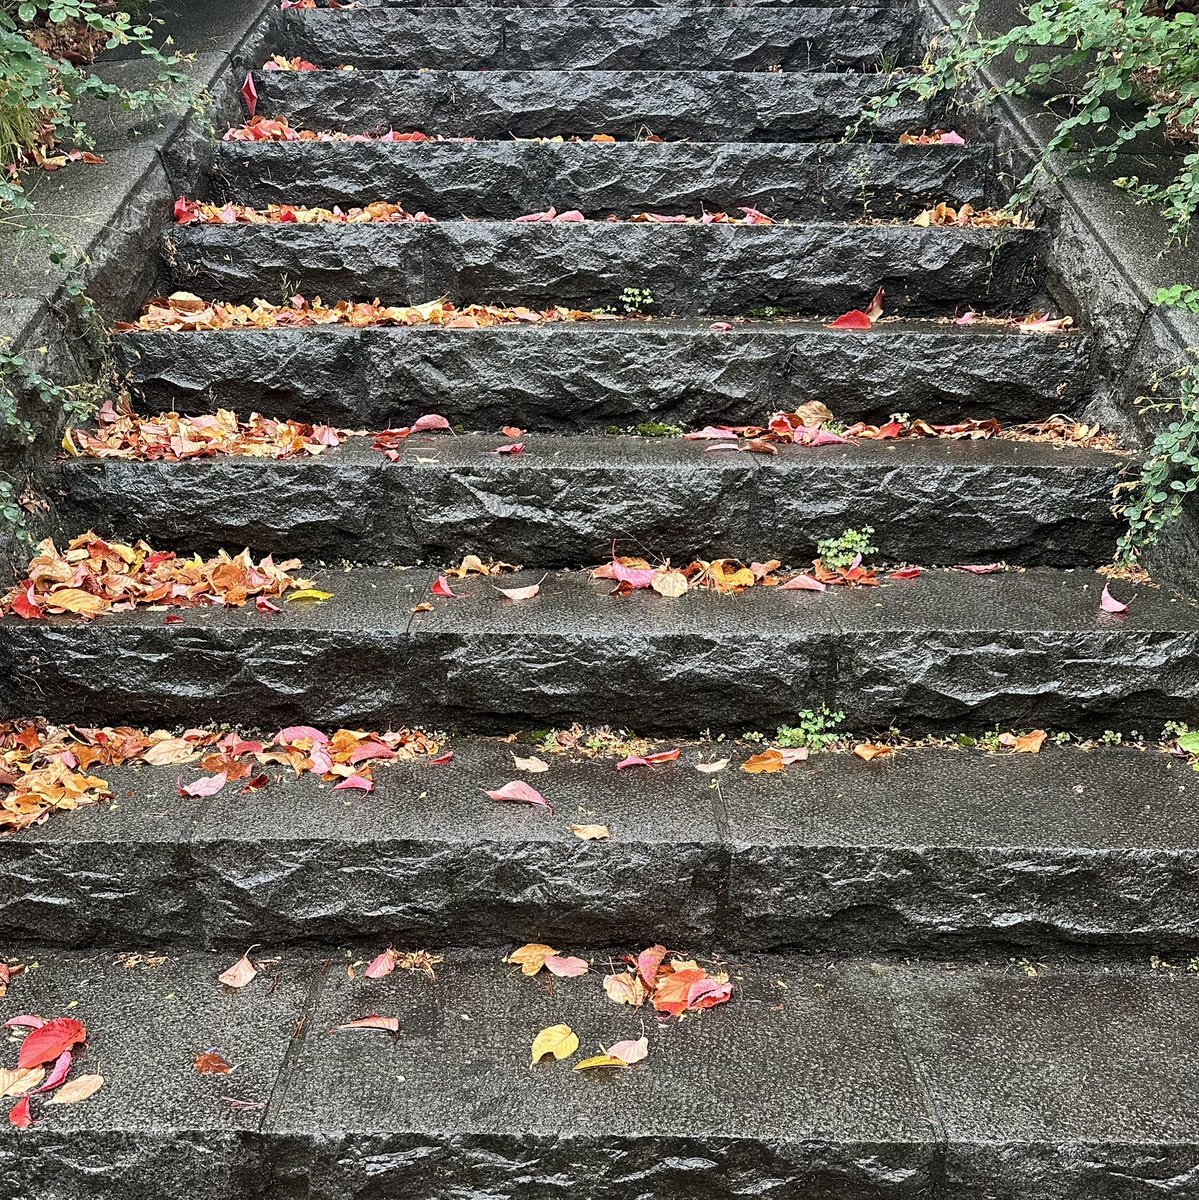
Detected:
left=276, top=6, right=921, bottom=71
left=2, top=571, right=1195, bottom=735
left=52, top=440, right=1123, bottom=567
left=10, top=749, right=1199, bottom=956
left=210, top=142, right=996, bottom=220
left=347, top=0, right=915, bottom=6
left=254, top=69, right=925, bottom=142
left=114, top=327, right=1089, bottom=429
left=165, top=223, right=1047, bottom=315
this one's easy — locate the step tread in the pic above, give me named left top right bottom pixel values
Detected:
left=2, top=949, right=1197, bottom=1199
left=10, top=743, right=1199, bottom=952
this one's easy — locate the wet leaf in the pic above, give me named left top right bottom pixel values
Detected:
left=432, top=576, right=456, bottom=598
left=1100, top=584, right=1129, bottom=614
left=16, top=1018, right=86, bottom=1070
left=495, top=583, right=540, bottom=601
left=8, top=1095, right=31, bottom=1129
left=286, top=587, right=334, bottom=604
left=531, top=1024, right=578, bottom=1063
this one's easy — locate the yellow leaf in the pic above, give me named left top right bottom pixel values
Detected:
left=651, top=569, right=688, bottom=598
left=571, top=823, right=610, bottom=840
left=287, top=587, right=334, bottom=604
left=141, top=737, right=200, bottom=766
left=61, top=428, right=80, bottom=457
left=602, top=971, right=647, bottom=1007
left=46, top=588, right=107, bottom=616
left=47, top=1074, right=104, bottom=1106
left=574, top=1054, right=630, bottom=1071
left=531, top=1024, right=578, bottom=1064
left=506, top=942, right=558, bottom=976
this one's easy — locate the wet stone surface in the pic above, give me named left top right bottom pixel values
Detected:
left=52, top=434, right=1125, bottom=566
left=114, top=323, right=1094, bottom=429
left=254, top=68, right=924, bottom=141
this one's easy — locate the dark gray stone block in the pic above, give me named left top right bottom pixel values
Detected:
left=165, top=221, right=1049, bottom=315
left=254, top=68, right=923, bottom=141
left=279, top=6, right=920, bottom=70
left=51, top=434, right=1126, bottom=566
left=114, top=323, right=1094, bottom=428
left=210, top=141, right=996, bottom=219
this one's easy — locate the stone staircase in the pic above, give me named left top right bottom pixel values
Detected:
left=3, top=0, right=1199, bottom=1197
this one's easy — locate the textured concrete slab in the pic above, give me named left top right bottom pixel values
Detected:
left=210, top=140, right=996, bottom=219
left=2, top=568, right=1195, bottom=734
left=254, top=68, right=923, bottom=141
left=165, top=221, right=1049, bottom=315
left=114, top=323, right=1094, bottom=429
left=52, top=434, right=1126, bottom=567
left=280, top=5, right=920, bottom=70
left=7, top=745, right=1199, bottom=954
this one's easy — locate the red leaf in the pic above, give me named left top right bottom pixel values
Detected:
left=889, top=566, right=923, bottom=580
left=827, top=309, right=873, bottom=330
left=10, top=585, right=42, bottom=620
left=616, top=748, right=680, bottom=769
left=17, top=1017, right=86, bottom=1070
left=865, top=287, right=886, bottom=321
left=492, top=442, right=525, bottom=456
left=501, top=426, right=524, bottom=437
left=779, top=573, right=826, bottom=592
left=432, top=576, right=456, bottom=597
left=8, top=1096, right=32, bottom=1129
left=428, top=750, right=454, bottom=765
left=485, top=779, right=552, bottom=813
left=1100, top=584, right=1130, bottom=615
left=241, top=72, right=258, bottom=118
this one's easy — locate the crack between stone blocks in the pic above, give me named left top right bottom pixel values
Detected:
left=707, top=777, right=734, bottom=944
left=258, top=954, right=330, bottom=1135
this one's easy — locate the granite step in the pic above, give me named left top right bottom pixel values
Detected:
left=1, top=949, right=1196, bottom=1200
left=2, top=567, right=1193, bottom=734
left=7, top=741, right=1199, bottom=954
left=274, top=4, right=921, bottom=71
left=251, top=68, right=924, bottom=142
left=210, top=139, right=996, bottom=220
left=164, top=221, right=1048, bottom=315
left=52, top=434, right=1126, bottom=567
left=113, top=321, right=1091, bottom=429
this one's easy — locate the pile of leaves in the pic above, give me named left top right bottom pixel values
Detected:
left=4, top=1012, right=101, bottom=1129
left=516, top=132, right=660, bottom=144
left=1, top=533, right=300, bottom=620
left=174, top=197, right=434, bottom=225
left=911, top=203, right=1034, bottom=228
left=514, top=205, right=776, bottom=224
left=0, top=720, right=444, bottom=834
left=117, top=293, right=610, bottom=333
left=62, top=403, right=345, bottom=460
left=223, top=116, right=475, bottom=144
left=260, top=55, right=355, bottom=73
left=592, top=552, right=889, bottom=596
left=899, top=130, right=966, bottom=145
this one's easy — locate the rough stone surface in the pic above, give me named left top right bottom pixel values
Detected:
left=2, top=568, right=1196, bottom=734
left=279, top=6, right=920, bottom=70
left=8, top=746, right=1199, bottom=955
left=165, top=221, right=1049, bottom=315
left=52, top=434, right=1127, bottom=566
left=114, top=323, right=1093, bottom=428
left=254, top=68, right=923, bottom=141
left=2, top=952, right=1197, bottom=1200
left=210, top=140, right=996, bottom=218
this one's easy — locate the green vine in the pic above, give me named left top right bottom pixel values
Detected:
left=865, top=0, right=1199, bottom=237
left=1115, top=352, right=1199, bottom=563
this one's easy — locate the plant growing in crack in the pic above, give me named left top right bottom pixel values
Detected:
left=817, top=525, right=877, bottom=571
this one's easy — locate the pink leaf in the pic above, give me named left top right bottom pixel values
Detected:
left=277, top=725, right=328, bottom=746
left=364, top=949, right=398, bottom=979
left=955, top=309, right=977, bottom=325
left=779, top=574, right=826, bottom=592
left=492, top=442, right=525, bottom=456
left=348, top=741, right=395, bottom=764
left=616, top=748, right=680, bottom=769
left=3, top=1015, right=46, bottom=1030
left=495, top=583, right=540, bottom=601
left=939, top=130, right=967, bottom=144
left=544, top=955, right=589, bottom=978
left=1100, top=584, right=1130, bottom=615
left=953, top=563, right=1005, bottom=574
left=8, top=1096, right=31, bottom=1129
left=428, top=750, right=454, bottom=765
left=37, top=1052, right=72, bottom=1093
left=608, top=559, right=657, bottom=589
left=684, top=426, right=740, bottom=440
left=410, top=413, right=450, bottom=433
left=708, top=321, right=733, bottom=331
left=485, top=780, right=552, bottom=814
left=686, top=977, right=734, bottom=1010
left=241, top=72, right=258, bottom=118
left=333, top=774, right=374, bottom=793
left=334, top=1015, right=400, bottom=1033
left=432, top=576, right=456, bottom=597
left=637, top=944, right=667, bottom=988
left=178, top=772, right=227, bottom=798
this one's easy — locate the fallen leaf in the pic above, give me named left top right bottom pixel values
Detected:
left=365, top=949, right=399, bottom=978
left=333, top=774, right=374, bottom=793
left=432, top=576, right=456, bottom=598
left=852, top=743, right=894, bottom=762
left=953, top=562, right=1005, bottom=574
left=571, top=823, right=610, bottom=840
left=1100, top=584, right=1129, bottom=614
left=603, top=971, right=648, bottom=1007
left=512, top=754, right=549, bottom=773
left=531, top=1024, right=578, bottom=1063
left=574, top=1054, right=630, bottom=1071
left=178, top=771, right=227, bottom=798
left=286, top=587, right=334, bottom=604
left=39, top=1051, right=72, bottom=1092
left=334, top=1015, right=400, bottom=1033
left=495, top=583, right=540, bottom=601
left=544, top=955, right=589, bottom=978
left=194, top=1052, right=233, bottom=1075
left=651, top=569, right=689, bottom=597
left=778, top=573, right=827, bottom=592
left=637, top=944, right=668, bottom=988
left=485, top=780, right=552, bottom=813
left=17, top=1018, right=87, bottom=1070
left=696, top=758, right=729, bottom=774
left=0, top=1068, right=44, bottom=1098
left=217, top=950, right=259, bottom=990
left=616, top=749, right=681, bottom=769
left=1014, top=729, right=1048, bottom=754
left=8, top=1095, right=31, bottom=1129
left=741, top=749, right=785, bottom=773
left=46, top=1075, right=104, bottom=1106
left=506, top=943, right=559, bottom=976
left=607, top=1036, right=649, bottom=1064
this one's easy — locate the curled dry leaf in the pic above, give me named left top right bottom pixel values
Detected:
left=1100, top=584, right=1130, bottom=615
left=217, top=950, right=259, bottom=990
left=287, top=587, right=334, bottom=604
left=530, top=1024, right=578, bottom=1064
left=852, top=743, right=894, bottom=762
left=8, top=1095, right=32, bottom=1129
left=335, top=1015, right=400, bottom=1033
left=574, top=1054, right=630, bottom=1071
left=485, top=780, right=552, bottom=813
left=616, top=748, right=680, bottom=770
left=741, top=747, right=808, bottom=774
left=953, top=562, right=1006, bottom=574
left=46, top=1075, right=104, bottom=1107
left=432, top=576, right=456, bottom=598
left=571, top=823, right=610, bottom=840
left=544, top=955, right=589, bottom=978
left=603, top=971, right=648, bottom=1007
left=1013, top=729, right=1048, bottom=754
left=495, top=583, right=540, bottom=601
left=512, top=754, right=550, bottom=773
left=40, top=1052, right=72, bottom=1092
left=194, top=1052, right=233, bottom=1075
